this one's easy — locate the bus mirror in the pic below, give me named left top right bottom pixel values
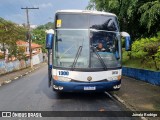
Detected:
left=121, top=32, right=131, bottom=51
left=115, top=51, right=120, bottom=60
left=45, top=29, right=54, bottom=49
left=125, top=36, right=131, bottom=51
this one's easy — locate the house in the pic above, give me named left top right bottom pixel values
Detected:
left=16, top=40, right=42, bottom=57
left=31, top=42, right=42, bottom=54
left=0, top=40, right=42, bottom=61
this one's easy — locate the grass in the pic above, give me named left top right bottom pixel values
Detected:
left=122, top=50, right=160, bottom=71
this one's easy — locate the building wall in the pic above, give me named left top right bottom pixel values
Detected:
left=32, top=53, right=43, bottom=65
left=0, top=53, right=44, bottom=75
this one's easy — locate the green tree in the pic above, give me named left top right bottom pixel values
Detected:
left=139, top=0, right=160, bottom=32
left=87, top=0, right=160, bottom=39
left=31, top=22, right=54, bottom=53
left=0, top=18, right=26, bottom=44
left=131, top=35, right=160, bottom=70
left=17, top=46, right=26, bottom=60
left=0, top=17, right=26, bottom=59
left=36, top=22, right=54, bottom=30
left=32, top=28, right=46, bottom=52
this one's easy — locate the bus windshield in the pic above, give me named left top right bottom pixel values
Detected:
left=90, top=30, right=121, bottom=68
left=54, top=30, right=90, bottom=68
left=53, top=13, right=121, bottom=70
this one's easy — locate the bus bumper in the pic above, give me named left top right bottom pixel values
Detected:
left=52, top=80, right=121, bottom=92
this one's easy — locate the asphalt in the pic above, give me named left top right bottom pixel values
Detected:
left=0, top=63, right=159, bottom=120
left=0, top=64, right=139, bottom=120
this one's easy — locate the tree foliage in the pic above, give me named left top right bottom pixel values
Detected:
left=139, top=1, right=160, bottom=31
left=32, top=22, right=54, bottom=53
left=36, top=22, right=54, bottom=30
left=17, top=46, right=26, bottom=60
left=0, top=17, right=27, bottom=60
left=87, top=0, right=160, bottom=70
left=0, top=17, right=26, bottom=45
left=87, top=0, right=160, bottom=39
left=32, top=29, right=46, bottom=52
left=131, top=33, right=160, bottom=70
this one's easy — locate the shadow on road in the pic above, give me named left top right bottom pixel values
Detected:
left=55, top=92, right=109, bottom=100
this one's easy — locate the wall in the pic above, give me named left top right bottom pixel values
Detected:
left=32, top=53, right=43, bottom=65
left=122, top=67, right=160, bottom=86
left=0, top=53, right=44, bottom=75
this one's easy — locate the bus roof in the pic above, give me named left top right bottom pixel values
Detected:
left=56, top=10, right=116, bottom=17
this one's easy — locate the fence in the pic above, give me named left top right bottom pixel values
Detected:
left=122, top=67, right=160, bottom=86
left=0, top=53, right=44, bottom=75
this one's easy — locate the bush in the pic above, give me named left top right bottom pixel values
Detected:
left=131, top=33, right=160, bottom=70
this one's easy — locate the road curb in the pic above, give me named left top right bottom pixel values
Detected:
left=105, top=92, right=149, bottom=120
left=0, top=63, right=46, bottom=87
left=113, top=94, right=134, bottom=110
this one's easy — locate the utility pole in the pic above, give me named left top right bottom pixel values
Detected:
left=21, top=7, right=39, bottom=68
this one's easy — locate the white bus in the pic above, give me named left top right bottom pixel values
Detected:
left=46, top=10, right=131, bottom=92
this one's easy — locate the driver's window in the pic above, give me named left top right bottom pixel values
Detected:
left=90, top=31, right=115, bottom=52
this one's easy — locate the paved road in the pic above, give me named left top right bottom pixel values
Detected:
left=0, top=65, right=139, bottom=120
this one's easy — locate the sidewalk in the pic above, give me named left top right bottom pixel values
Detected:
left=0, top=62, right=47, bottom=86
left=112, top=76, right=160, bottom=111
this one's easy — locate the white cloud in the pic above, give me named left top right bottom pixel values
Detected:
left=34, top=3, right=53, bottom=8
left=4, top=13, right=25, bottom=24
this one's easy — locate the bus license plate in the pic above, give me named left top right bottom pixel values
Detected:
left=84, top=86, right=96, bottom=90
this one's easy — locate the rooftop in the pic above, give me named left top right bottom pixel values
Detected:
left=16, top=40, right=42, bottom=49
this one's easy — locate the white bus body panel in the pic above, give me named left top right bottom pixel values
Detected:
left=52, top=69, right=121, bottom=82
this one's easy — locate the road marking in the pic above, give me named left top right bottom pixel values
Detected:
left=14, top=77, right=19, bottom=80
left=4, top=80, right=11, bottom=84
left=25, top=72, right=28, bottom=75
left=113, top=94, right=124, bottom=103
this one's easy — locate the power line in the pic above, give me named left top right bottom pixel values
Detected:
left=21, top=7, right=39, bottom=68
left=27, top=0, right=54, bottom=25
left=27, top=0, right=38, bottom=21
left=27, top=0, right=41, bottom=25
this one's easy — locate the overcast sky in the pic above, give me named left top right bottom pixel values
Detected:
left=0, top=0, right=90, bottom=25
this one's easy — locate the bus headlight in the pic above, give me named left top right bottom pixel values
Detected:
left=57, top=76, right=71, bottom=82
left=107, top=75, right=121, bottom=81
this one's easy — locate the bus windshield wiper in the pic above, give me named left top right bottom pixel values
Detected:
left=71, top=46, right=83, bottom=70
left=91, top=46, right=107, bottom=70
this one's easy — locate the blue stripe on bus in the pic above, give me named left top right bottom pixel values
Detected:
left=53, top=80, right=121, bottom=92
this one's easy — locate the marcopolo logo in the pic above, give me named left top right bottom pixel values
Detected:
left=87, top=76, right=92, bottom=81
